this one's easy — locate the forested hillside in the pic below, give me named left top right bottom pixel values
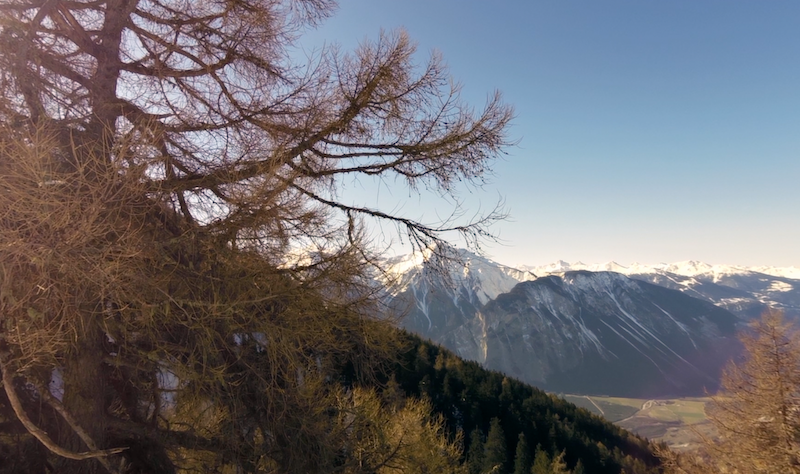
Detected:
left=381, top=333, right=660, bottom=474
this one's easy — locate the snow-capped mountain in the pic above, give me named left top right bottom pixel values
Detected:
left=524, top=260, right=800, bottom=320
left=381, top=248, right=536, bottom=342
left=750, top=266, right=800, bottom=280
left=382, top=251, right=741, bottom=397
left=382, top=248, right=536, bottom=303
left=523, top=260, right=800, bottom=280
left=452, top=271, right=738, bottom=397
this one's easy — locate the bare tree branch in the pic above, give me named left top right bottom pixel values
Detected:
left=0, top=353, right=126, bottom=466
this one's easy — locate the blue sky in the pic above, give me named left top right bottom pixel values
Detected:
left=300, top=1, right=800, bottom=267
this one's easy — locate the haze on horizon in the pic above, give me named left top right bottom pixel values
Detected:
left=301, top=1, right=800, bottom=269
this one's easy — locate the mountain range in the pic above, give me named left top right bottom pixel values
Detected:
left=382, top=251, right=800, bottom=397
left=523, top=260, right=800, bottom=320
left=522, top=260, right=800, bottom=281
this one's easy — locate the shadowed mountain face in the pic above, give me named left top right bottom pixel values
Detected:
left=388, top=264, right=739, bottom=398
left=456, top=272, right=738, bottom=397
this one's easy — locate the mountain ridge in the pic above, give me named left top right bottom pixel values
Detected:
left=451, top=270, right=739, bottom=397
left=384, top=251, right=800, bottom=321
left=520, top=260, right=800, bottom=281
left=382, top=250, right=743, bottom=397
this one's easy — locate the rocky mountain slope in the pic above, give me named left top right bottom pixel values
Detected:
left=382, top=249, right=537, bottom=341
left=450, top=271, right=738, bottom=397
left=384, top=252, right=742, bottom=397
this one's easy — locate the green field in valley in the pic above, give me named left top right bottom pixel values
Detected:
left=561, top=394, right=713, bottom=450
left=561, top=395, right=641, bottom=422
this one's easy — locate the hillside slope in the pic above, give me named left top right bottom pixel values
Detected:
left=384, top=333, right=660, bottom=474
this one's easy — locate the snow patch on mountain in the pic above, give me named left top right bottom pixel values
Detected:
left=523, top=260, right=800, bottom=281
left=522, top=261, right=800, bottom=321
left=753, top=266, right=800, bottom=280
left=768, top=281, right=794, bottom=293
left=380, top=249, right=744, bottom=397
left=466, top=270, right=739, bottom=396
left=382, top=248, right=537, bottom=303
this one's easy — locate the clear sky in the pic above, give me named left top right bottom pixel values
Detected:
left=299, top=1, right=800, bottom=268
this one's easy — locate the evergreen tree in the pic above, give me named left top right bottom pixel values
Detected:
left=513, top=432, right=532, bottom=474
left=467, top=427, right=486, bottom=474
left=390, top=336, right=662, bottom=474
left=572, top=459, right=585, bottom=474
left=483, top=417, right=508, bottom=473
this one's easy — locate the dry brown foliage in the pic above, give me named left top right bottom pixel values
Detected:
left=659, top=309, right=800, bottom=474
left=334, top=388, right=466, bottom=474
left=0, top=0, right=511, bottom=472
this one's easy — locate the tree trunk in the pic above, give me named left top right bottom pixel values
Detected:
left=57, top=314, right=108, bottom=474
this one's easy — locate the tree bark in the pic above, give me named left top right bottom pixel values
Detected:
left=57, top=314, right=110, bottom=474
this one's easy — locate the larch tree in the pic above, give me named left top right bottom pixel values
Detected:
left=531, top=444, right=551, bottom=474
left=335, top=388, right=466, bottom=474
left=549, top=450, right=569, bottom=474
left=659, top=309, right=800, bottom=474
left=706, top=309, right=800, bottom=473
left=0, top=0, right=512, bottom=473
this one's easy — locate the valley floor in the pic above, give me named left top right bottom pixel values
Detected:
left=561, top=395, right=714, bottom=450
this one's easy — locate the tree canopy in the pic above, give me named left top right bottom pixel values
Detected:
left=659, top=310, right=800, bottom=474
left=393, top=335, right=660, bottom=474
left=0, top=1, right=511, bottom=473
